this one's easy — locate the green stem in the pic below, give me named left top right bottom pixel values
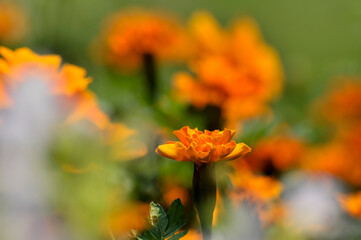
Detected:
left=142, top=53, right=157, bottom=103
left=193, top=163, right=216, bottom=240
left=205, top=105, right=223, bottom=131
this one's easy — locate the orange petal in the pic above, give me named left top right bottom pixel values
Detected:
left=56, top=64, right=92, bottom=95
left=156, top=142, right=186, bottom=161
left=173, top=126, right=192, bottom=147
left=212, top=141, right=236, bottom=161
left=217, top=128, right=236, bottom=144
left=0, top=80, right=11, bottom=108
left=66, top=91, right=109, bottom=129
left=223, top=143, right=251, bottom=161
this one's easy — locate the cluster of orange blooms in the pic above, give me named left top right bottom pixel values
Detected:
left=95, top=9, right=189, bottom=70
left=304, top=79, right=361, bottom=220
left=0, top=46, right=147, bottom=165
left=174, top=12, right=283, bottom=128
left=2, top=3, right=361, bottom=239
left=97, top=9, right=283, bottom=128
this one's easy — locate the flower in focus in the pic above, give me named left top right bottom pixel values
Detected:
left=339, top=191, right=361, bottom=219
left=156, top=126, right=251, bottom=165
left=173, top=11, right=283, bottom=128
left=0, top=4, right=27, bottom=43
left=95, top=9, right=188, bottom=70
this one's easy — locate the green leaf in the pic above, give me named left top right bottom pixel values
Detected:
left=134, top=200, right=188, bottom=240
left=167, top=230, right=189, bottom=240
left=164, top=199, right=186, bottom=237
left=158, top=204, right=169, bottom=232
left=149, top=202, right=168, bottom=239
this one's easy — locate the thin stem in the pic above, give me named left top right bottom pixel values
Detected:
left=142, top=53, right=157, bottom=103
left=205, top=105, right=223, bottom=131
left=193, top=163, right=216, bottom=240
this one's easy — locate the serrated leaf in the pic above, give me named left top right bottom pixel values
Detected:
left=157, top=203, right=169, bottom=233
left=164, top=220, right=186, bottom=238
left=167, top=230, right=189, bottom=240
left=165, top=199, right=186, bottom=237
left=167, top=199, right=184, bottom=228
left=150, top=202, right=168, bottom=239
left=135, top=200, right=188, bottom=240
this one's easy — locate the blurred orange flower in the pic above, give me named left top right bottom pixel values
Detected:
left=302, top=123, right=361, bottom=187
left=174, top=11, right=283, bottom=128
left=317, top=79, right=361, bottom=125
left=0, top=46, right=108, bottom=128
left=106, top=202, right=150, bottom=237
left=96, top=9, right=188, bottom=70
left=245, top=136, right=305, bottom=173
left=301, top=143, right=347, bottom=181
left=258, top=202, right=287, bottom=226
left=181, top=230, right=202, bottom=240
left=230, top=162, right=282, bottom=203
left=0, top=47, right=147, bottom=172
left=162, top=180, right=190, bottom=207
left=0, top=4, right=27, bottom=43
left=156, top=126, right=251, bottom=165
left=339, top=191, right=361, bottom=219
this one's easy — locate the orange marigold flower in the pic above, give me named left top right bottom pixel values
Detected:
left=0, top=46, right=108, bottom=128
left=174, top=11, right=283, bottom=128
left=0, top=46, right=147, bottom=173
left=0, top=4, right=27, bottom=43
left=95, top=9, right=188, bottom=70
left=155, top=126, right=251, bottom=165
left=258, top=203, right=287, bottom=226
left=162, top=180, right=190, bottom=207
left=317, top=79, right=361, bottom=125
left=302, top=124, right=361, bottom=187
left=181, top=230, right=202, bottom=240
left=245, top=135, right=305, bottom=172
left=230, top=162, right=282, bottom=203
left=339, top=191, right=361, bottom=219
left=105, top=202, right=150, bottom=237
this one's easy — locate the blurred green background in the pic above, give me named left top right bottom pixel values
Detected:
left=2, top=0, right=361, bottom=239
left=13, top=0, right=361, bottom=126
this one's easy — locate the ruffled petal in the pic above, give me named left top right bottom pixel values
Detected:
left=223, top=143, right=251, bottom=161
left=217, top=128, right=236, bottom=144
left=174, top=126, right=193, bottom=147
left=212, top=141, right=236, bottom=162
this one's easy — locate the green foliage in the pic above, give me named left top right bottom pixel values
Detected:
left=134, top=199, right=188, bottom=240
